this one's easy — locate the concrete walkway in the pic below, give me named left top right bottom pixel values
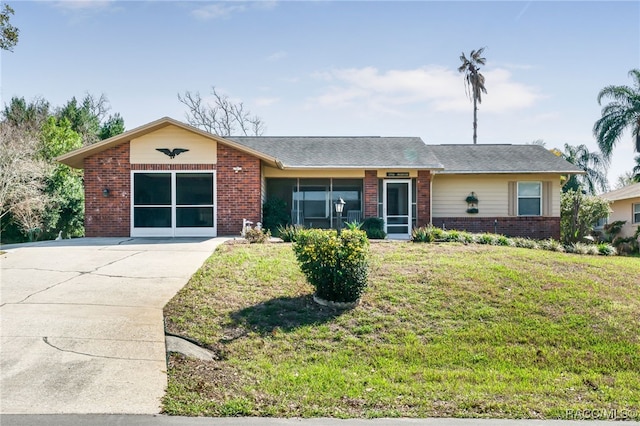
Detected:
left=0, top=237, right=228, bottom=414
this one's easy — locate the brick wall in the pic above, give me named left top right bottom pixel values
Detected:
left=431, top=216, right=560, bottom=239
left=216, top=144, right=262, bottom=235
left=416, top=170, right=431, bottom=227
left=130, top=164, right=215, bottom=171
left=84, top=141, right=262, bottom=237
left=84, top=143, right=131, bottom=237
left=363, top=170, right=378, bottom=218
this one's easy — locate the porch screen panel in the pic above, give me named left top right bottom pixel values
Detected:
left=133, top=173, right=171, bottom=227
left=266, top=179, right=298, bottom=224
left=332, top=179, right=363, bottom=224
left=296, top=179, right=330, bottom=221
left=176, top=173, right=214, bottom=228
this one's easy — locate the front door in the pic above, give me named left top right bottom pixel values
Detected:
left=131, top=171, right=217, bottom=237
left=383, top=179, right=411, bottom=238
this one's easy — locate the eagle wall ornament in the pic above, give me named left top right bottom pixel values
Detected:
left=156, top=148, right=189, bottom=159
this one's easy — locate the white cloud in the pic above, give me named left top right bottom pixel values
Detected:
left=191, top=1, right=277, bottom=20
left=52, top=0, right=114, bottom=12
left=191, top=3, right=247, bottom=20
left=254, top=1, right=278, bottom=11
left=254, top=97, right=280, bottom=107
left=267, top=50, right=287, bottom=61
left=309, top=66, right=543, bottom=115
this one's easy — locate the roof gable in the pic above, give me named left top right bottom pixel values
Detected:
left=56, top=117, right=279, bottom=169
left=600, top=182, right=640, bottom=201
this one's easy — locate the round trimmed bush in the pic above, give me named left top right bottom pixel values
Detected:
left=292, top=229, right=369, bottom=303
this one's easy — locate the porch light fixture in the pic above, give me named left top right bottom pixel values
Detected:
left=233, top=166, right=242, bottom=174
left=102, top=188, right=110, bottom=197
left=335, top=197, right=346, bottom=234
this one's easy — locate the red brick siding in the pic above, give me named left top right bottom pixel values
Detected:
left=416, top=170, right=431, bottom=227
left=216, top=144, right=262, bottom=235
left=131, top=164, right=215, bottom=171
left=364, top=170, right=378, bottom=218
left=84, top=142, right=131, bottom=237
left=431, top=216, right=560, bottom=240
left=84, top=140, right=262, bottom=237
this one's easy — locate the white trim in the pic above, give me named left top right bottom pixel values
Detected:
left=130, top=170, right=217, bottom=237
left=517, top=181, right=542, bottom=217
left=383, top=179, right=412, bottom=238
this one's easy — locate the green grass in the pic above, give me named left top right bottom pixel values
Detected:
left=163, top=241, right=640, bottom=419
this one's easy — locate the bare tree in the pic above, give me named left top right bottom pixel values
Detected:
left=0, top=124, right=50, bottom=224
left=11, top=194, right=48, bottom=241
left=178, top=87, right=265, bottom=136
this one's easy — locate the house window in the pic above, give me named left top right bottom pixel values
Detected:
left=517, top=182, right=542, bottom=216
left=634, top=203, right=640, bottom=224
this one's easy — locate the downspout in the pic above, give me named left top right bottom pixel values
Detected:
left=429, top=172, right=434, bottom=225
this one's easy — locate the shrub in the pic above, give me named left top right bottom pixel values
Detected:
left=567, top=242, right=599, bottom=255
left=244, top=227, right=271, bottom=244
left=361, top=217, right=386, bottom=239
left=366, top=228, right=387, bottom=240
left=459, top=231, right=476, bottom=244
left=597, top=243, right=618, bottom=256
left=445, top=230, right=461, bottom=242
left=512, top=237, right=540, bottom=250
left=495, top=235, right=512, bottom=246
left=603, top=220, right=627, bottom=241
left=344, top=221, right=363, bottom=231
left=430, top=226, right=447, bottom=241
left=277, top=224, right=303, bottom=243
left=292, top=229, right=369, bottom=303
left=262, top=198, right=290, bottom=235
left=561, top=190, right=611, bottom=244
left=411, top=226, right=434, bottom=243
left=612, top=236, right=638, bottom=255
left=539, top=238, right=565, bottom=252
left=411, top=225, right=454, bottom=243
left=477, top=233, right=498, bottom=245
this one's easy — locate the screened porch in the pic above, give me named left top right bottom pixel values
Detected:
left=266, top=178, right=363, bottom=229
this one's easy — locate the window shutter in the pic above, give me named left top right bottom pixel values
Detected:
left=508, top=181, right=516, bottom=216
left=543, top=181, right=552, bottom=216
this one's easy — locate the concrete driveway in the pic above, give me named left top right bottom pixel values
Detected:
left=0, top=237, right=227, bottom=414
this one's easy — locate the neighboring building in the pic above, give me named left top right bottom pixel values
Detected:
left=57, top=117, right=583, bottom=239
left=600, top=183, right=640, bottom=238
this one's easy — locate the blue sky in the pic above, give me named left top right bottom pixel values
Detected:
left=2, top=1, right=639, bottom=188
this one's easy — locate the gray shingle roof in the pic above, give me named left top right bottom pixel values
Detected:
left=427, top=144, right=585, bottom=174
left=226, top=136, right=444, bottom=169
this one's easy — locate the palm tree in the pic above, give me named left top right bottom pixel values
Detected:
left=632, top=155, right=640, bottom=182
left=593, top=69, right=640, bottom=160
left=561, top=143, right=609, bottom=195
left=458, top=47, right=487, bottom=144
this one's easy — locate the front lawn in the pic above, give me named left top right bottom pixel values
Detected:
left=163, top=242, right=640, bottom=419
